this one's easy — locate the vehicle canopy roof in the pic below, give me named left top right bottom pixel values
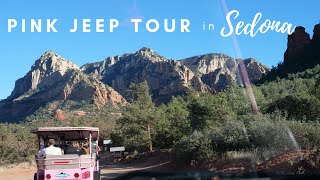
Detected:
left=30, top=127, right=99, bottom=141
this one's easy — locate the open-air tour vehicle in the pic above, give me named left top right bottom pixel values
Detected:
left=31, top=127, right=101, bottom=180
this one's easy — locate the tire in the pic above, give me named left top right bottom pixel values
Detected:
left=34, top=172, right=44, bottom=180
left=94, top=169, right=101, bottom=180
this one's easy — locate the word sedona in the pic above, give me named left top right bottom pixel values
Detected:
left=220, top=10, right=295, bottom=37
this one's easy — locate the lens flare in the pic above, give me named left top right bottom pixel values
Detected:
left=219, top=0, right=300, bottom=154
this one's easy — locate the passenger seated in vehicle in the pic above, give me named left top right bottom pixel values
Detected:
left=65, top=141, right=86, bottom=156
left=37, top=141, right=46, bottom=154
left=38, top=139, right=63, bottom=156
left=80, top=139, right=100, bottom=155
left=81, top=138, right=90, bottom=154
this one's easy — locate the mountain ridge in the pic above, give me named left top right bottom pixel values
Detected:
left=0, top=51, right=127, bottom=122
left=0, top=48, right=269, bottom=122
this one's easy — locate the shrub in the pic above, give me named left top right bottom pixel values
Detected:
left=0, top=124, right=37, bottom=165
left=245, top=118, right=293, bottom=150
left=287, top=121, right=320, bottom=149
left=267, top=94, right=320, bottom=121
left=172, top=131, right=214, bottom=165
left=208, top=119, right=250, bottom=153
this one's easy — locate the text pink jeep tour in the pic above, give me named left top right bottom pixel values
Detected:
left=31, top=127, right=101, bottom=180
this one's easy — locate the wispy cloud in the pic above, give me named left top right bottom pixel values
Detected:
left=120, top=0, right=144, bottom=26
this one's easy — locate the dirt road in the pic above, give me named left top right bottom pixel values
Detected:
left=0, top=167, right=36, bottom=180
left=1, top=150, right=318, bottom=179
left=101, top=160, right=171, bottom=179
left=0, top=159, right=171, bottom=180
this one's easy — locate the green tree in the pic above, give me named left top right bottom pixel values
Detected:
left=267, top=94, right=320, bottom=121
left=117, top=81, right=156, bottom=151
left=154, top=96, right=190, bottom=148
left=313, top=77, right=320, bottom=100
left=172, top=131, right=214, bottom=165
left=187, top=92, right=235, bottom=131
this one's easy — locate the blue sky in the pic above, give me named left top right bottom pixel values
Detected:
left=0, top=0, right=319, bottom=99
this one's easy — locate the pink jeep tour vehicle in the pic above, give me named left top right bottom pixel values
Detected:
left=31, top=127, right=101, bottom=180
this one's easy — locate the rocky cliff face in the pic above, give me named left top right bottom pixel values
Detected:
left=311, top=23, right=320, bottom=68
left=180, top=54, right=269, bottom=92
left=82, top=48, right=268, bottom=100
left=259, top=23, right=320, bottom=83
left=1, top=48, right=269, bottom=122
left=82, top=47, right=212, bottom=103
left=312, top=24, right=320, bottom=54
left=243, top=58, right=269, bottom=82
left=283, top=24, right=320, bottom=69
left=312, top=24, right=320, bottom=42
left=284, top=26, right=312, bottom=63
left=0, top=51, right=126, bottom=122
left=9, top=51, right=80, bottom=100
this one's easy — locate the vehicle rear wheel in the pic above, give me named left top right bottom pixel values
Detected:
left=94, top=169, right=101, bottom=180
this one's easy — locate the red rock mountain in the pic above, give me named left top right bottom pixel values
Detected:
left=284, top=24, right=320, bottom=68
left=0, top=51, right=126, bottom=122
left=82, top=48, right=268, bottom=102
left=82, top=48, right=213, bottom=103
left=0, top=48, right=269, bottom=122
